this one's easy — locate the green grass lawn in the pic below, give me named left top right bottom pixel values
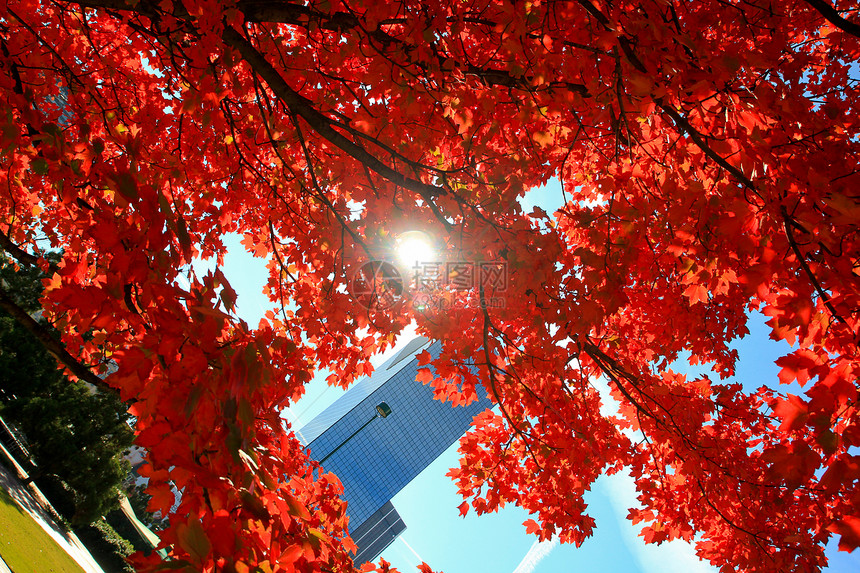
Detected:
left=0, top=487, right=86, bottom=573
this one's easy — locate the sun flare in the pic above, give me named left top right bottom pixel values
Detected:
left=396, top=231, right=435, bottom=267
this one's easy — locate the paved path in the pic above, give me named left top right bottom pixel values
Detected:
left=0, top=442, right=104, bottom=573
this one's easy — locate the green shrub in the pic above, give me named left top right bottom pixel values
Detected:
left=74, top=519, right=135, bottom=573
left=105, top=508, right=154, bottom=555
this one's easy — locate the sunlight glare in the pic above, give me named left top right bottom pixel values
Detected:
left=396, top=231, right=435, bottom=267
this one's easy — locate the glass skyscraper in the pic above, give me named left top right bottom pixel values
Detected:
left=296, top=338, right=489, bottom=564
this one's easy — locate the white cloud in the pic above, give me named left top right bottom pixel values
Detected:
left=601, top=472, right=716, bottom=573
left=511, top=537, right=559, bottom=573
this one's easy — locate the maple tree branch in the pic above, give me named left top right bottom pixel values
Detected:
left=237, top=0, right=350, bottom=29
left=72, top=0, right=469, bottom=208
left=574, top=0, right=612, bottom=27
left=221, top=27, right=447, bottom=204
left=602, top=5, right=857, bottom=344
left=0, top=283, right=114, bottom=394
left=658, top=105, right=756, bottom=189
left=0, top=232, right=116, bottom=392
left=781, top=208, right=849, bottom=327
left=74, top=0, right=149, bottom=11
left=579, top=0, right=762, bottom=199
left=6, top=7, right=87, bottom=89
left=631, top=61, right=854, bottom=340
left=267, top=220, right=294, bottom=323
left=478, top=286, right=545, bottom=469
left=580, top=341, right=659, bottom=423
left=74, top=0, right=589, bottom=96
left=585, top=340, right=831, bottom=498
left=286, top=110, right=372, bottom=254
left=72, top=0, right=579, bottom=238
left=693, top=477, right=773, bottom=554
left=603, top=6, right=856, bottom=339
left=241, top=2, right=590, bottom=94
left=802, top=0, right=860, bottom=39
left=0, top=228, right=41, bottom=267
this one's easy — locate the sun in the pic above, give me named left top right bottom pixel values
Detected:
left=396, top=231, right=435, bottom=267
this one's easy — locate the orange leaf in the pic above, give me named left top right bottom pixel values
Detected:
left=458, top=501, right=469, bottom=517
left=415, top=367, right=433, bottom=384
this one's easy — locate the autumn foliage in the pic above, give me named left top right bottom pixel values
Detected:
left=1, top=0, right=859, bottom=570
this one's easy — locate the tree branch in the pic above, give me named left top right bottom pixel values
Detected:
left=73, top=0, right=589, bottom=93
left=802, top=0, right=860, bottom=39
left=781, top=207, right=849, bottom=326
left=221, top=27, right=447, bottom=205
left=0, top=283, right=114, bottom=394
left=0, top=228, right=41, bottom=267
left=658, top=104, right=757, bottom=191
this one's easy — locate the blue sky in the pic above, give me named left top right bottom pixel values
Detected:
left=218, top=181, right=860, bottom=573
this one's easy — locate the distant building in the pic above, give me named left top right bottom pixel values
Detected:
left=124, top=444, right=147, bottom=470
left=296, top=338, right=489, bottom=564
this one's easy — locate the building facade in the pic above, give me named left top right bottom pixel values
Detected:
left=296, top=338, right=489, bottom=564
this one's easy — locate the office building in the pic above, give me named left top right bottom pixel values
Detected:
left=296, top=338, right=489, bottom=564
